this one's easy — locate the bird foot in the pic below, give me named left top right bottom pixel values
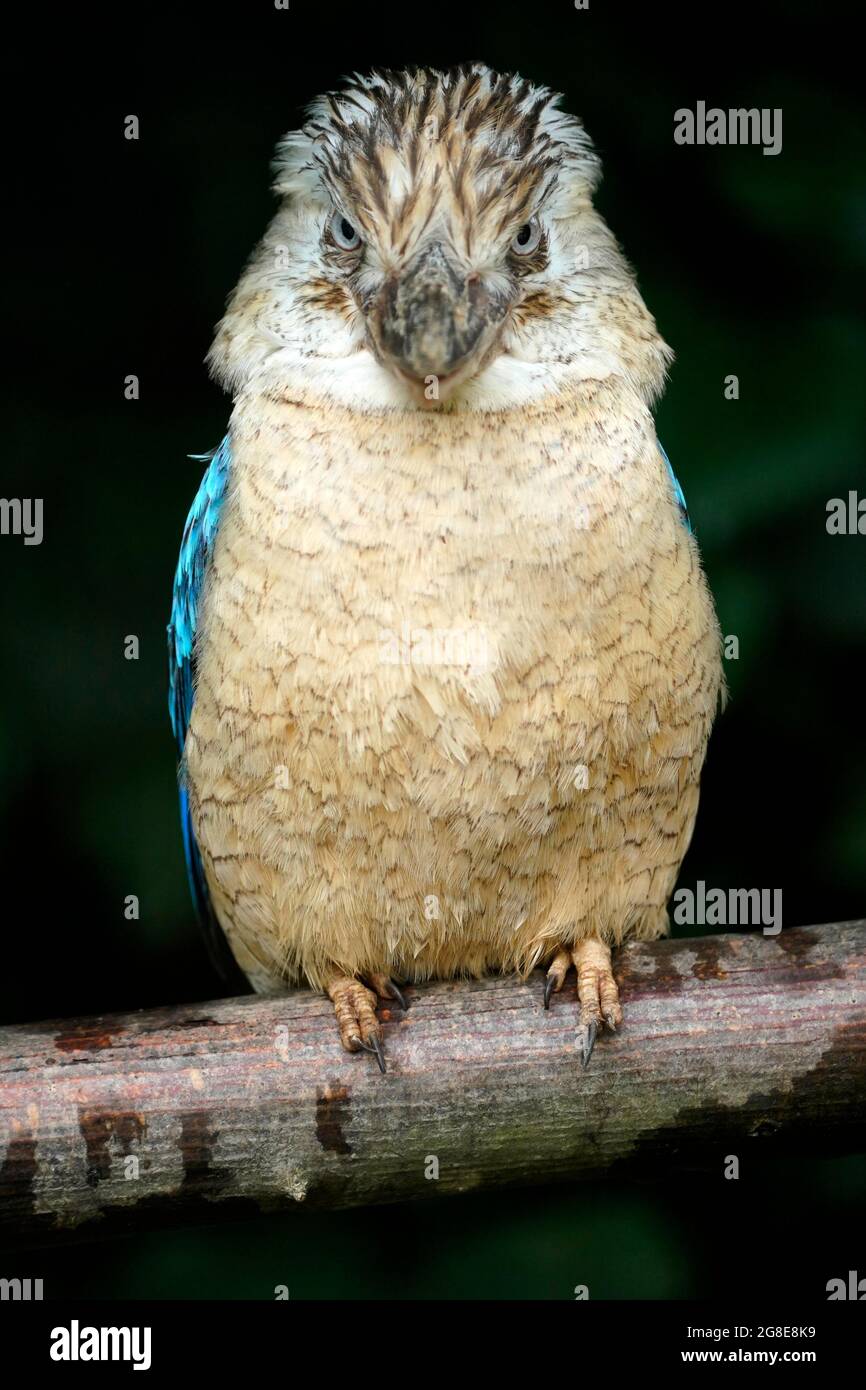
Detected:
left=543, top=938, right=622, bottom=1067
left=325, top=973, right=408, bottom=1073
left=368, top=973, right=408, bottom=1013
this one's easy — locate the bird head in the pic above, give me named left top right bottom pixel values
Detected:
left=209, top=65, right=671, bottom=411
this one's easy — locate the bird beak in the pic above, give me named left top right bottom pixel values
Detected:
left=367, top=242, right=510, bottom=404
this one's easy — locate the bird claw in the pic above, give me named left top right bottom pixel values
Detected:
left=579, top=1020, right=598, bottom=1069
left=543, top=949, right=571, bottom=1010
left=368, top=973, right=408, bottom=1013
left=386, top=981, right=408, bottom=1012
left=355, top=1034, right=387, bottom=1074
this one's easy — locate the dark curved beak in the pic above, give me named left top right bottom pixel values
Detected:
left=367, top=242, right=510, bottom=399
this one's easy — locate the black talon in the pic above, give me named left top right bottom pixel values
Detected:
left=579, top=1020, right=598, bottom=1069
left=543, top=974, right=556, bottom=1010
left=604, top=1012, right=617, bottom=1032
left=370, top=1035, right=387, bottom=1074
left=387, top=981, right=408, bottom=1012
left=355, top=1035, right=386, bottom=1073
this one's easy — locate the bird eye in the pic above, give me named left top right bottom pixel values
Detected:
left=329, top=211, right=362, bottom=251
left=510, top=219, right=542, bottom=256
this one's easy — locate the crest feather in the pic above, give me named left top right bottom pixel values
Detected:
left=272, top=64, right=601, bottom=216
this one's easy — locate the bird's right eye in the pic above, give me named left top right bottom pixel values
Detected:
left=510, top=218, right=542, bottom=256
left=329, top=211, right=363, bottom=251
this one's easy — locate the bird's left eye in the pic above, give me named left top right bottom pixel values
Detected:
left=329, top=211, right=362, bottom=251
left=510, top=219, right=542, bottom=256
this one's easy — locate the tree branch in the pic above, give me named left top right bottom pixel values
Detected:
left=1, top=921, right=864, bottom=1245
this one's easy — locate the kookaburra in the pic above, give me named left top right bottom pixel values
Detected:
left=169, top=64, right=723, bottom=1071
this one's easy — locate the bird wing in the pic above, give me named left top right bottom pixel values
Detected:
left=167, top=435, right=239, bottom=980
left=659, top=442, right=691, bottom=533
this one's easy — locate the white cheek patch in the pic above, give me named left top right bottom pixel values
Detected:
left=250, top=344, right=418, bottom=410
left=326, top=351, right=418, bottom=406
left=248, top=339, right=615, bottom=414
left=460, top=356, right=614, bottom=410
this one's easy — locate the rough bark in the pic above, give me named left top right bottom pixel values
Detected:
left=1, top=922, right=864, bottom=1246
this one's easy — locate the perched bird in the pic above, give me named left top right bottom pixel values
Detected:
left=168, top=64, right=722, bottom=1071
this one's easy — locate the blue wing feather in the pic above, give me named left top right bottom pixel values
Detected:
left=167, top=436, right=239, bottom=979
left=659, top=442, right=691, bottom=532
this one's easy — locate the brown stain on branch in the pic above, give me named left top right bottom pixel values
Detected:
left=178, top=1111, right=233, bottom=1195
left=78, top=1108, right=146, bottom=1188
left=614, top=949, right=686, bottom=999
left=691, top=937, right=728, bottom=981
left=55, top=1023, right=123, bottom=1053
left=315, top=1084, right=353, bottom=1156
left=773, top=929, right=845, bottom=983
left=0, top=1125, right=37, bottom=1212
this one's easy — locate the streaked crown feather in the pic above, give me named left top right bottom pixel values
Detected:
left=273, top=63, right=601, bottom=248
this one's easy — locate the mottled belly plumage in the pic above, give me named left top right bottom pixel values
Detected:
left=185, top=380, right=721, bottom=995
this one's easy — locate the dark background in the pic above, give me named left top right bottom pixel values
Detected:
left=1, top=0, right=863, bottom=1297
